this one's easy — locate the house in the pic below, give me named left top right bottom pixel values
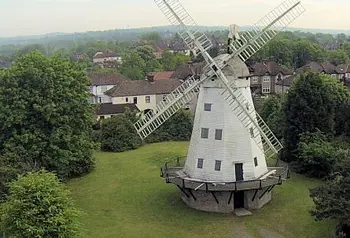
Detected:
left=249, top=61, right=293, bottom=95
left=336, top=64, right=350, bottom=81
left=296, top=61, right=338, bottom=78
left=172, top=62, right=205, bottom=80
left=147, top=71, right=174, bottom=81
left=105, top=77, right=183, bottom=113
left=275, top=74, right=298, bottom=94
left=88, top=72, right=126, bottom=104
left=93, top=51, right=122, bottom=68
left=96, top=103, right=139, bottom=120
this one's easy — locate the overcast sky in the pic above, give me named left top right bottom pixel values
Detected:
left=0, top=0, right=349, bottom=37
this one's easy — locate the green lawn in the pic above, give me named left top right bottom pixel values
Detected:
left=68, top=142, right=335, bottom=238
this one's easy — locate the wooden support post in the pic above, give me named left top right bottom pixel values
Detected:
left=228, top=191, right=234, bottom=204
left=268, top=185, right=275, bottom=192
left=205, top=183, right=208, bottom=192
left=251, top=189, right=259, bottom=202
left=211, top=191, right=219, bottom=204
left=188, top=189, right=197, bottom=201
left=176, top=157, right=180, bottom=166
left=177, top=185, right=190, bottom=198
left=259, top=187, right=271, bottom=200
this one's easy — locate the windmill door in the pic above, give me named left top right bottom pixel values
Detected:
left=235, top=163, right=244, bottom=181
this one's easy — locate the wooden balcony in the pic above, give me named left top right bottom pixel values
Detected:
left=160, top=160, right=289, bottom=192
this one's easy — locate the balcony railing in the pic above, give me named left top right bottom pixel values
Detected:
left=160, top=158, right=289, bottom=192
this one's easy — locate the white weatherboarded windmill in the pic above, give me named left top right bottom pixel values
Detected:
left=134, top=0, right=305, bottom=213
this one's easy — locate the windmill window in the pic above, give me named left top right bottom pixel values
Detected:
left=197, top=158, right=204, bottom=169
left=215, top=160, right=222, bottom=171
left=204, top=103, right=212, bottom=111
left=250, top=128, right=254, bottom=138
left=145, top=96, right=151, bottom=103
left=201, top=128, right=209, bottom=139
left=254, top=157, right=258, bottom=167
left=215, top=129, right=223, bottom=140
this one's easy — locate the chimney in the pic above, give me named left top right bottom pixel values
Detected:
left=147, top=73, right=155, bottom=83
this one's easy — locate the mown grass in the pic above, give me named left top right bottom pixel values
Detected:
left=68, top=142, right=335, bottom=238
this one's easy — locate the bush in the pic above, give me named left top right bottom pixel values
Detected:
left=146, top=109, right=193, bottom=143
left=101, top=112, right=142, bottom=152
left=0, top=170, right=80, bottom=238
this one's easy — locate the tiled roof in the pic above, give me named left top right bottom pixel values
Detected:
left=105, top=78, right=182, bottom=97
left=172, top=62, right=205, bottom=80
left=88, top=72, right=126, bottom=86
left=275, top=74, right=298, bottom=87
left=336, top=64, right=350, bottom=74
left=96, top=103, right=139, bottom=115
left=148, top=71, right=174, bottom=80
left=250, top=61, right=293, bottom=76
left=296, top=61, right=337, bottom=74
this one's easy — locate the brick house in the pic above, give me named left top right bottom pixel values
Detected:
left=249, top=61, right=293, bottom=95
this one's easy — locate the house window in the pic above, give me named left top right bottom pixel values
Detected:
left=162, top=95, right=167, bottom=102
left=99, top=116, right=105, bottom=120
left=262, top=86, right=271, bottom=94
left=263, top=76, right=270, bottom=82
left=215, top=129, right=223, bottom=140
left=250, top=128, right=254, bottom=138
left=145, top=96, right=151, bottom=103
left=197, top=159, right=204, bottom=169
left=201, top=128, right=209, bottom=139
left=204, top=103, right=212, bottom=112
left=133, top=97, right=138, bottom=104
left=215, top=160, right=222, bottom=171
left=254, top=157, right=258, bottom=167
left=98, top=97, right=103, bottom=103
left=252, top=76, right=258, bottom=83
left=125, top=97, right=129, bottom=103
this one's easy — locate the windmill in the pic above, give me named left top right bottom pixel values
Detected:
left=134, top=0, right=305, bottom=213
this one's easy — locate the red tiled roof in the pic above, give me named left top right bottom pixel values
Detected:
left=148, top=71, right=174, bottom=80
left=105, top=78, right=182, bottom=97
left=88, top=72, right=126, bottom=86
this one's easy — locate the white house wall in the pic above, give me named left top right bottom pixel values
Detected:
left=111, top=95, right=157, bottom=112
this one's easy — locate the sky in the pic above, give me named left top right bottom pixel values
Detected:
left=0, top=0, right=349, bottom=37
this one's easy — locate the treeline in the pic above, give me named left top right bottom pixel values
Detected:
left=260, top=73, right=350, bottom=237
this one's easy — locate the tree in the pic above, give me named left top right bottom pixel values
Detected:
left=161, top=51, right=190, bottom=71
left=328, top=49, right=349, bottom=65
left=120, top=51, right=146, bottom=80
left=310, top=174, right=350, bottom=237
left=146, top=109, right=193, bottom=143
left=100, top=110, right=142, bottom=152
left=283, top=73, right=348, bottom=161
left=292, top=40, right=326, bottom=68
left=0, top=170, right=80, bottom=238
left=0, top=51, right=95, bottom=180
left=297, top=131, right=339, bottom=178
left=259, top=95, right=285, bottom=139
left=267, top=39, right=293, bottom=67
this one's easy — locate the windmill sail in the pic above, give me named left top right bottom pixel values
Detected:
left=134, top=76, right=205, bottom=139
left=154, top=0, right=213, bottom=56
left=229, top=0, right=306, bottom=62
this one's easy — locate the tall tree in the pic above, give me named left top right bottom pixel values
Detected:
left=283, top=73, right=348, bottom=161
left=120, top=51, right=146, bottom=80
left=0, top=51, right=95, bottom=180
left=0, top=170, right=81, bottom=238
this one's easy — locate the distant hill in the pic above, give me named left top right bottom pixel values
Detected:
left=0, top=25, right=349, bottom=47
